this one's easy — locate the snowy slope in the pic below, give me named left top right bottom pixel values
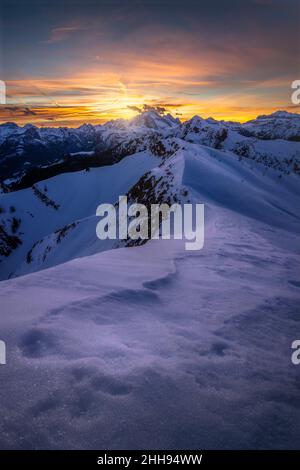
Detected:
left=1, top=128, right=300, bottom=280
left=1, top=110, right=299, bottom=191
left=0, top=110, right=300, bottom=449
left=0, top=150, right=160, bottom=279
left=243, top=111, right=300, bottom=141
left=0, top=207, right=299, bottom=449
left=178, top=115, right=300, bottom=175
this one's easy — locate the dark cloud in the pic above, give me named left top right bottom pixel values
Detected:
left=23, top=107, right=37, bottom=116
left=127, top=104, right=168, bottom=115
left=4, top=106, right=37, bottom=116
left=127, top=105, right=142, bottom=113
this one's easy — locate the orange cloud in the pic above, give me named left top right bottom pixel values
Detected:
left=2, top=24, right=298, bottom=127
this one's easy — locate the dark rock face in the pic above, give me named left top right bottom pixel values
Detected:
left=0, top=224, right=22, bottom=257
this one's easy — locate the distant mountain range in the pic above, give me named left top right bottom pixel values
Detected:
left=1, top=110, right=300, bottom=450
left=0, top=109, right=300, bottom=280
left=1, top=110, right=299, bottom=192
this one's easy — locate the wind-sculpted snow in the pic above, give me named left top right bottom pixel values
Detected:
left=0, top=211, right=300, bottom=449
left=0, top=110, right=300, bottom=449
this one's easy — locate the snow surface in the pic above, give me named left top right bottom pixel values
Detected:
left=1, top=135, right=300, bottom=281
left=0, top=150, right=159, bottom=279
left=0, top=111, right=300, bottom=449
left=0, top=206, right=300, bottom=449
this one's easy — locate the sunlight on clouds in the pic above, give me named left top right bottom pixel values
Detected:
left=1, top=64, right=298, bottom=126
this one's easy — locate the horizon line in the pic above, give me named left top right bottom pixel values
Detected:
left=1, top=107, right=300, bottom=129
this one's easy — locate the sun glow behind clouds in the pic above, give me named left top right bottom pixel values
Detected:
left=1, top=0, right=299, bottom=126
left=2, top=72, right=299, bottom=127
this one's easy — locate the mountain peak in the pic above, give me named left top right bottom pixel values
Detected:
left=253, top=110, right=300, bottom=121
left=129, top=110, right=180, bottom=130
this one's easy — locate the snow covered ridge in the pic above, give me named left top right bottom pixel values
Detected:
left=1, top=133, right=300, bottom=281
left=1, top=203, right=300, bottom=448
left=1, top=113, right=300, bottom=449
left=243, top=111, right=300, bottom=141
left=0, top=109, right=300, bottom=280
left=0, top=109, right=300, bottom=191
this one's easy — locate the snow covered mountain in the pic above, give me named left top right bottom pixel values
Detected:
left=0, top=110, right=300, bottom=449
left=1, top=110, right=299, bottom=192
left=1, top=110, right=300, bottom=281
left=243, top=111, right=300, bottom=141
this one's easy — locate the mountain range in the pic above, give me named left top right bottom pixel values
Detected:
left=0, top=109, right=300, bottom=449
left=0, top=109, right=300, bottom=280
left=1, top=110, right=299, bottom=191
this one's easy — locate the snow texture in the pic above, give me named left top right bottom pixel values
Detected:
left=0, top=111, right=300, bottom=449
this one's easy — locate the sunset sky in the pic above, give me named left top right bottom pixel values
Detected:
left=0, top=0, right=299, bottom=126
